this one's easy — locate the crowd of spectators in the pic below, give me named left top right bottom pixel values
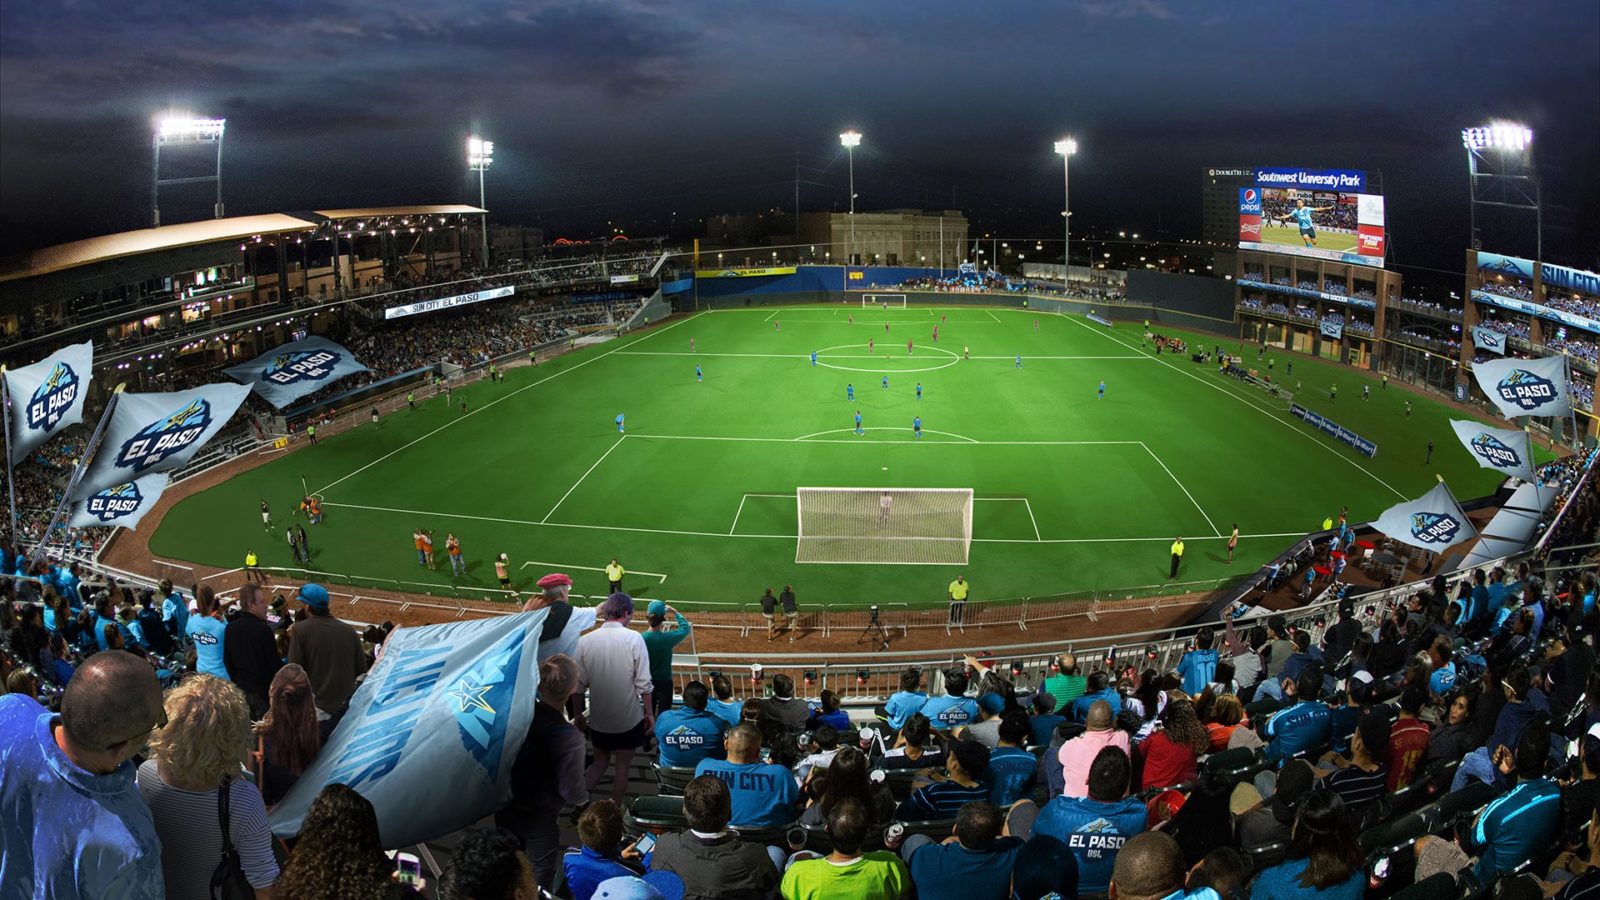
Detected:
left=1546, top=292, right=1600, bottom=322
left=7, top=432, right=112, bottom=556
left=1397, top=329, right=1462, bottom=353
left=1393, top=297, right=1464, bottom=320
left=1476, top=317, right=1532, bottom=342
left=1478, top=277, right=1536, bottom=302
left=1548, top=335, right=1600, bottom=367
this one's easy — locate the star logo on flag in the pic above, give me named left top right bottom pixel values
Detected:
left=448, top=681, right=496, bottom=716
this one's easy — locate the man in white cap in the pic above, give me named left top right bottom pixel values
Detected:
left=523, top=573, right=598, bottom=664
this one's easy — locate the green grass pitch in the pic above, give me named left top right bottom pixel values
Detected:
left=1257, top=224, right=1360, bottom=253
left=150, top=305, right=1513, bottom=609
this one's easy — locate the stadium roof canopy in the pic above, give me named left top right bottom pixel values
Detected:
left=0, top=213, right=318, bottom=283
left=314, top=205, right=485, bottom=220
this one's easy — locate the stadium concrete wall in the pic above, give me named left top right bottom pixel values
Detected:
left=1126, top=270, right=1237, bottom=320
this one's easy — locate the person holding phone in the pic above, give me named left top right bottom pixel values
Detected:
left=561, top=800, right=651, bottom=900
left=651, top=775, right=780, bottom=900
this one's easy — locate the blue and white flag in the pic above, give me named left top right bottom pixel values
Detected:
left=1471, top=355, right=1570, bottom=419
left=1471, top=326, right=1507, bottom=355
left=1319, top=319, right=1344, bottom=340
left=1448, top=420, right=1535, bottom=481
left=224, top=336, right=370, bottom=409
left=269, top=610, right=547, bottom=847
left=66, top=472, right=169, bottom=529
left=4, top=341, right=93, bottom=465
left=71, top=383, right=251, bottom=499
left=1371, top=481, right=1479, bottom=553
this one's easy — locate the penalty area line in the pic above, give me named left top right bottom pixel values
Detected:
left=518, top=560, right=667, bottom=582
left=1140, top=442, right=1222, bottom=537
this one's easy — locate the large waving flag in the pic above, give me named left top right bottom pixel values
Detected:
left=70, top=383, right=251, bottom=500
left=1471, top=356, right=1570, bottom=420
left=66, top=472, right=170, bottom=530
left=224, top=336, right=371, bottom=409
left=4, top=341, right=93, bottom=465
left=269, top=609, right=547, bottom=847
left=1371, top=481, right=1479, bottom=554
left=1448, top=420, right=1535, bottom=481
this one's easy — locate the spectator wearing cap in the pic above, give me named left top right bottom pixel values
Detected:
left=896, top=738, right=991, bottom=819
left=643, top=600, right=691, bottom=717
left=223, top=582, right=283, bottom=720
left=287, top=583, right=366, bottom=716
left=694, top=723, right=801, bottom=827
left=590, top=873, right=685, bottom=900
left=899, top=799, right=1023, bottom=900
left=0, top=650, right=166, bottom=899
left=649, top=774, right=778, bottom=900
left=919, top=666, right=980, bottom=732
left=1034, top=746, right=1146, bottom=895
left=654, top=681, right=728, bottom=770
left=523, top=572, right=598, bottom=664
left=1322, top=602, right=1361, bottom=672
left=965, top=690, right=1009, bottom=748
left=1059, top=699, right=1131, bottom=798
left=579, top=592, right=654, bottom=807
left=1236, top=759, right=1315, bottom=870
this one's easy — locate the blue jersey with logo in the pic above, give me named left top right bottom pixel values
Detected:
left=694, top=758, right=800, bottom=827
left=1264, top=699, right=1331, bottom=762
left=987, top=746, right=1038, bottom=806
left=654, top=708, right=727, bottom=768
left=1470, top=777, right=1560, bottom=882
left=186, top=616, right=230, bottom=680
left=883, top=691, right=928, bottom=729
left=161, top=594, right=189, bottom=644
left=705, top=697, right=744, bottom=729
left=1033, top=794, right=1147, bottom=894
left=1290, top=207, right=1315, bottom=229
left=919, top=695, right=980, bottom=731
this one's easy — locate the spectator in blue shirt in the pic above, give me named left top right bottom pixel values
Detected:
left=694, top=723, right=801, bottom=827
left=900, top=800, right=1024, bottom=900
left=1069, top=671, right=1123, bottom=723
left=185, top=584, right=230, bottom=681
left=920, top=666, right=980, bottom=731
left=1177, top=627, right=1219, bottom=697
left=882, top=668, right=928, bottom=730
left=654, top=680, right=728, bottom=769
left=808, top=689, right=850, bottom=733
left=987, top=711, right=1037, bottom=806
left=1028, top=691, right=1066, bottom=748
left=1465, top=724, right=1561, bottom=883
left=561, top=800, right=649, bottom=900
left=1033, top=745, right=1146, bottom=895
left=704, top=674, right=743, bottom=729
left=91, top=594, right=121, bottom=652
left=1263, top=671, right=1332, bottom=763
left=1248, top=791, right=1365, bottom=899
left=1279, top=631, right=1323, bottom=685
left=159, top=580, right=189, bottom=648
left=0, top=651, right=167, bottom=899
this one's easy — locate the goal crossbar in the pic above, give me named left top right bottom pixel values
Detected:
left=795, top=487, right=973, bottom=565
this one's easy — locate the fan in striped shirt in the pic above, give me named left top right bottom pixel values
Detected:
left=895, top=740, right=991, bottom=820
left=1319, top=714, right=1390, bottom=818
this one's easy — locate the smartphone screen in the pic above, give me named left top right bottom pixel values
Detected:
left=635, top=833, right=657, bottom=854
left=394, top=852, right=421, bottom=886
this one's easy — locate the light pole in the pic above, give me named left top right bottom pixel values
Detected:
left=1054, top=138, right=1077, bottom=287
left=152, top=115, right=226, bottom=226
left=840, top=130, right=862, bottom=265
left=467, top=135, right=494, bottom=265
left=1461, top=122, right=1538, bottom=258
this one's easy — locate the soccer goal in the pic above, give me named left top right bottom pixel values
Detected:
left=862, top=293, right=907, bottom=308
left=796, top=487, right=973, bottom=565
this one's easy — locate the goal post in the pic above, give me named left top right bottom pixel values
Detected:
left=862, top=293, right=907, bottom=308
left=795, top=487, right=973, bottom=565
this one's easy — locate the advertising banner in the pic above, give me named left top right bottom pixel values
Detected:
left=1448, top=420, right=1535, bottom=481
left=71, top=383, right=251, bottom=499
left=66, top=472, right=170, bottom=529
left=1471, top=355, right=1571, bottom=419
left=270, top=610, right=546, bottom=847
left=1371, top=481, right=1478, bottom=553
left=224, top=337, right=371, bottom=409
left=1288, top=404, right=1378, bottom=458
left=1238, top=188, right=1263, bottom=244
left=1476, top=252, right=1535, bottom=280
left=1320, top=319, right=1344, bottom=340
left=1471, top=326, right=1507, bottom=354
left=693, top=266, right=798, bottom=279
left=1254, top=168, right=1368, bottom=191
left=4, top=340, right=94, bottom=465
left=383, top=286, right=514, bottom=321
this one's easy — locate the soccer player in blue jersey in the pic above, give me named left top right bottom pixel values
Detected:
left=913, top=416, right=922, bottom=440
left=695, top=365, right=703, bottom=382
left=882, top=375, right=889, bottom=390
left=1098, top=380, right=1106, bottom=400
left=854, top=410, right=863, bottom=435
left=1276, top=197, right=1336, bottom=247
left=846, top=383, right=855, bottom=400
left=615, top=413, right=625, bottom=433
left=810, top=350, right=818, bottom=366
left=916, top=382, right=923, bottom=400
left=1015, top=354, right=1022, bottom=369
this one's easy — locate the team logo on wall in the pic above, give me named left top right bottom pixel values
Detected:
left=1409, top=512, right=1462, bottom=545
left=114, top=399, right=212, bottom=471
left=84, top=482, right=144, bottom=523
left=1495, top=369, right=1558, bottom=411
left=1468, top=433, right=1523, bottom=470
left=263, top=350, right=341, bottom=386
left=26, top=362, right=80, bottom=431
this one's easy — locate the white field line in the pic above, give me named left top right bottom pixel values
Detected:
left=613, top=351, right=1143, bottom=360
left=629, top=432, right=1142, bottom=447
left=729, top=494, right=749, bottom=534
left=1059, top=313, right=1407, bottom=500
left=313, top=313, right=697, bottom=496
left=765, top=310, right=780, bottom=321
left=541, top=434, right=628, bottom=523
left=1139, top=442, right=1222, bottom=537
left=986, top=310, right=1001, bottom=323
left=518, top=559, right=667, bottom=582
left=1024, top=498, right=1043, bottom=541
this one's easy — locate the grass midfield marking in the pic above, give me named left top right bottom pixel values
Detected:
left=1139, top=442, right=1223, bottom=537
left=542, top=434, right=628, bottom=523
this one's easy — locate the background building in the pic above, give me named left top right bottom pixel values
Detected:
left=796, top=209, right=968, bottom=268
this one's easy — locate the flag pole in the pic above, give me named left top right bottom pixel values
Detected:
left=1, top=369, right=18, bottom=546
left=27, top=384, right=124, bottom=567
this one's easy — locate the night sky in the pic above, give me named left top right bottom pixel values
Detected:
left=2, top=0, right=1597, bottom=284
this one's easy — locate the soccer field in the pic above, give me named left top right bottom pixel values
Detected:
left=1257, top=224, right=1359, bottom=253
left=149, top=305, right=1512, bottom=609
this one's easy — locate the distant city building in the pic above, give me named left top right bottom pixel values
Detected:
left=796, top=209, right=968, bottom=267
left=1201, top=167, right=1254, bottom=274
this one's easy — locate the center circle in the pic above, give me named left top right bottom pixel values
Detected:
left=813, top=343, right=960, bottom=374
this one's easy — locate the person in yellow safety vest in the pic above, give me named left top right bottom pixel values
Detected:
left=947, top=574, right=970, bottom=627
left=245, top=549, right=261, bottom=584
left=605, top=558, right=625, bottom=593
left=1169, top=537, right=1185, bottom=580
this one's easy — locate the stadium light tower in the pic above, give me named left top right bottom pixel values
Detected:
left=467, top=135, right=494, bottom=264
left=1461, top=121, right=1540, bottom=258
left=1054, top=138, right=1077, bottom=285
left=152, top=114, right=226, bottom=226
left=840, top=130, right=862, bottom=265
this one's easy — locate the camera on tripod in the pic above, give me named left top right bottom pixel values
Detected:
left=869, top=605, right=879, bottom=623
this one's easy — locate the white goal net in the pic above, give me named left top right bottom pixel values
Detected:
left=862, top=293, right=907, bottom=308
left=796, top=487, right=973, bottom=565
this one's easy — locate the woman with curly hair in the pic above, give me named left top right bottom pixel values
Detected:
left=277, top=783, right=413, bottom=900
left=136, top=674, right=279, bottom=900
left=253, top=664, right=331, bottom=809
left=1137, top=697, right=1209, bottom=790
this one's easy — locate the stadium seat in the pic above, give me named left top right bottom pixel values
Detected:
left=879, top=770, right=921, bottom=802
left=652, top=764, right=698, bottom=797
left=623, top=796, right=686, bottom=836
left=1428, top=781, right=1497, bottom=829
left=1244, top=839, right=1290, bottom=874
left=1203, top=746, right=1267, bottom=781
left=1386, top=872, right=1458, bottom=900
